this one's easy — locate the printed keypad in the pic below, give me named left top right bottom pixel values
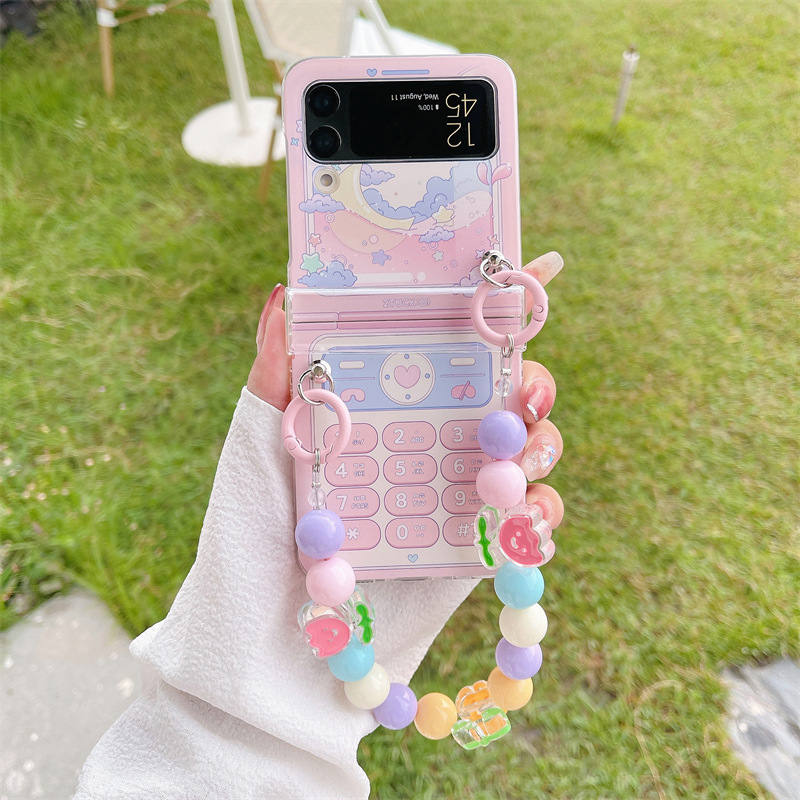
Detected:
left=323, top=419, right=483, bottom=551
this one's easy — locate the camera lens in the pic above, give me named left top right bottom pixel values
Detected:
left=307, top=84, right=340, bottom=118
left=308, top=126, right=341, bottom=160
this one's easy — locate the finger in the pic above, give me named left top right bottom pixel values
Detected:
left=525, top=483, right=564, bottom=529
left=247, top=287, right=290, bottom=410
left=522, top=251, right=564, bottom=288
left=520, top=418, right=563, bottom=482
left=521, top=251, right=563, bottom=313
left=520, top=361, right=556, bottom=425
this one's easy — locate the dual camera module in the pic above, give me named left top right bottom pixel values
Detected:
left=306, top=84, right=341, bottom=160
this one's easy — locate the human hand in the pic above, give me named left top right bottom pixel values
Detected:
left=247, top=251, right=566, bottom=528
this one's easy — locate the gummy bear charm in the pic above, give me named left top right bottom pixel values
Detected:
left=498, top=504, right=555, bottom=567
left=451, top=680, right=511, bottom=750
left=473, top=505, right=501, bottom=569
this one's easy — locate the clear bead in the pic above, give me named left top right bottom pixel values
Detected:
left=341, top=586, right=376, bottom=645
left=451, top=681, right=512, bottom=750
left=451, top=709, right=511, bottom=749
left=308, top=487, right=326, bottom=509
left=494, top=376, right=512, bottom=397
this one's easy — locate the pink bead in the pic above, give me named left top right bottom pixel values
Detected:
left=476, top=460, right=527, bottom=509
left=306, top=557, right=356, bottom=607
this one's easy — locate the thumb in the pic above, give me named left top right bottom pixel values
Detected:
left=247, top=286, right=291, bottom=411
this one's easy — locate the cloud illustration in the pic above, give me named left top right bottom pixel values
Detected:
left=360, top=165, right=395, bottom=186
left=298, top=258, right=357, bottom=288
left=362, top=188, right=414, bottom=221
left=419, top=226, right=455, bottom=244
left=361, top=164, right=491, bottom=224
left=299, top=193, right=345, bottom=213
left=457, top=266, right=483, bottom=288
left=411, top=164, right=490, bottom=222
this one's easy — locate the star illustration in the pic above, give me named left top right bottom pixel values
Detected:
left=372, top=249, right=391, bottom=266
left=290, top=137, right=300, bottom=146
left=488, top=234, right=499, bottom=245
left=300, top=252, right=325, bottom=273
left=432, top=205, right=454, bottom=225
left=296, top=120, right=303, bottom=133
left=475, top=248, right=485, bottom=260
left=346, top=527, right=360, bottom=540
left=308, top=233, right=322, bottom=247
left=432, top=250, right=444, bottom=261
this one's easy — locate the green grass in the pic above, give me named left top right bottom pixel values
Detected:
left=1, top=1, right=798, bottom=797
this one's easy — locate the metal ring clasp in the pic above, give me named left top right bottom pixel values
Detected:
left=479, top=250, right=515, bottom=288
left=297, top=360, right=335, bottom=405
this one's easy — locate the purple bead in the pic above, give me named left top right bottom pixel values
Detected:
left=295, top=509, right=345, bottom=559
left=478, top=411, right=527, bottom=460
left=373, top=683, right=418, bottom=730
left=495, top=638, right=543, bottom=680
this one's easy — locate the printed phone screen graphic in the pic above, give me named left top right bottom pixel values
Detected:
left=304, top=80, right=497, bottom=162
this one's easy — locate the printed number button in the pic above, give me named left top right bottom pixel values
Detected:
left=384, top=454, right=438, bottom=485
left=385, top=485, right=439, bottom=516
left=327, top=488, right=380, bottom=519
left=325, top=456, right=379, bottom=488
left=443, top=516, right=476, bottom=547
left=441, top=452, right=490, bottom=483
left=339, top=519, right=381, bottom=551
left=440, top=420, right=481, bottom=451
left=442, top=484, right=483, bottom=515
left=382, top=421, right=436, bottom=453
left=323, top=423, right=378, bottom=455
left=385, top=518, right=439, bottom=549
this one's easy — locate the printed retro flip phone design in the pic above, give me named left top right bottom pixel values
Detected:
left=284, top=55, right=526, bottom=580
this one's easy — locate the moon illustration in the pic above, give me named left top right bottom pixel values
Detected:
left=330, top=165, right=415, bottom=231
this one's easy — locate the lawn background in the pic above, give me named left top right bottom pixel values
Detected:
left=1, top=1, right=798, bottom=797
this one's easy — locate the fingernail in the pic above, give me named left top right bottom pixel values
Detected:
left=523, top=378, right=554, bottom=421
left=522, top=251, right=564, bottom=287
left=531, top=497, right=554, bottom=522
left=256, top=284, right=284, bottom=354
left=523, top=434, right=558, bottom=480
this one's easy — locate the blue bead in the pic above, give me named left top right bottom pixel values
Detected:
left=478, top=411, right=527, bottom=460
left=295, top=509, right=345, bottom=559
left=494, top=562, right=544, bottom=608
left=327, top=639, right=375, bottom=682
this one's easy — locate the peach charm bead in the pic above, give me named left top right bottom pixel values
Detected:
left=487, top=667, right=533, bottom=711
left=413, top=692, right=458, bottom=740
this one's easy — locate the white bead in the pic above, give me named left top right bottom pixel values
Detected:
left=499, top=603, right=548, bottom=647
left=343, top=663, right=390, bottom=709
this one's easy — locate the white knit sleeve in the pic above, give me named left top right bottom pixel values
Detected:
left=73, top=387, right=478, bottom=800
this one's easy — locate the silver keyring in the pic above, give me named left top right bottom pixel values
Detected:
left=479, top=250, right=515, bottom=289
left=501, top=332, right=515, bottom=360
left=297, top=360, right=335, bottom=406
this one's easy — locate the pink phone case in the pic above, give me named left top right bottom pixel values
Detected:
left=283, top=55, right=525, bottom=580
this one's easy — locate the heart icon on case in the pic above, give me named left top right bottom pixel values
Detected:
left=367, top=68, right=377, bottom=77
left=394, top=365, right=421, bottom=389
left=407, top=554, right=419, bottom=563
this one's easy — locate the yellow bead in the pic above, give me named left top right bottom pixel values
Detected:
left=414, top=692, right=458, bottom=740
left=487, top=667, right=533, bottom=711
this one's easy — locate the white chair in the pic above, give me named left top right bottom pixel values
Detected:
left=244, top=0, right=458, bottom=198
left=97, top=0, right=209, bottom=97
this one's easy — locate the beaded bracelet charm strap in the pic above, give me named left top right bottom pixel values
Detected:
left=281, top=252, right=554, bottom=748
